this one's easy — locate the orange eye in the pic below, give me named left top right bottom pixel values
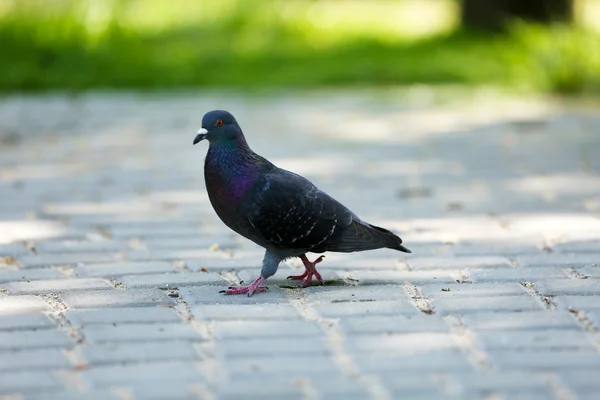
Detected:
left=216, top=119, right=223, bottom=127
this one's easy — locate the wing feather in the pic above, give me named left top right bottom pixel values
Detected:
left=247, top=169, right=352, bottom=251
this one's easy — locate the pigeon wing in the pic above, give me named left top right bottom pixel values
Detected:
left=247, top=169, right=353, bottom=252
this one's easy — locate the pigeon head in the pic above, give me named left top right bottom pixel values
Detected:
left=193, top=110, right=243, bottom=145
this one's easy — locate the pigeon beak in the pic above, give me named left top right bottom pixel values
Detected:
left=193, top=128, right=208, bottom=145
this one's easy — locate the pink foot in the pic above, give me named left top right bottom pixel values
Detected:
left=287, top=269, right=309, bottom=280
left=300, top=273, right=315, bottom=287
left=220, top=276, right=268, bottom=297
left=296, top=255, right=325, bottom=287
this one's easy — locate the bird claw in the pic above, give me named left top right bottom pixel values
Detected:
left=247, top=286, right=269, bottom=296
left=222, top=285, right=268, bottom=295
left=220, top=276, right=267, bottom=296
left=294, top=254, right=326, bottom=288
left=287, top=270, right=309, bottom=280
left=299, top=272, right=324, bottom=287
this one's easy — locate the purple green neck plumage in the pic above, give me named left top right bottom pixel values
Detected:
left=205, top=136, right=259, bottom=200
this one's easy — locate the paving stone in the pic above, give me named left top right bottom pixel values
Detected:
left=587, top=310, right=600, bottom=328
left=129, top=383, right=201, bottom=400
left=339, top=314, right=449, bottom=335
left=0, top=312, right=55, bottom=331
left=0, top=268, right=65, bottom=284
left=165, top=256, right=255, bottom=272
left=386, top=388, right=452, bottom=400
left=451, top=243, right=542, bottom=257
left=35, top=240, right=129, bottom=254
left=192, top=303, right=301, bottom=321
left=76, top=261, right=175, bottom=278
left=377, top=373, right=445, bottom=394
left=0, top=370, right=63, bottom=395
left=433, top=295, right=543, bottom=315
left=119, top=271, right=226, bottom=288
left=309, top=376, right=370, bottom=398
left=217, top=336, right=330, bottom=358
left=83, top=322, right=204, bottom=343
left=216, top=380, right=303, bottom=400
left=309, top=253, right=404, bottom=270
left=462, top=310, right=581, bottom=331
left=0, top=295, right=52, bottom=315
left=350, top=270, right=457, bottom=285
left=558, top=370, right=600, bottom=393
left=555, top=295, right=600, bottom=311
left=25, top=389, right=120, bottom=400
left=347, top=332, right=459, bottom=355
left=127, top=249, right=225, bottom=263
left=212, top=320, right=322, bottom=339
left=25, top=392, right=122, bottom=400
left=489, top=350, right=600, bottom=370
left=570, top=390, right=600, bottom=400
left=1, top=278, right=113, bottom=294
left=353, top=350, right=473, bottom=373
left=421, top=282, right=527, bottom=298
left=81, top=341, right=200, bottom=365
left=459, top=387, right=555, bottom=400
left=67, top=307, right=181, bottom=326
left=186, top=258, right=260, bottom=272
left=18, top=253, right=119, bottom=269
left=554, top=239, right=600, bottom=254
left=178, top=285, right=289, bottom=305
left=61, top=288, right=177, bottom=308
left=109, top=226, right=201, bottom=239
left=516, top=253, right=600, bottom=268
left=224, top=354, right=338, bottom=379
left=407, top=256, right=511, bottom=270
left=535, top=279, right=600, bottom=296
left=0, top=329, right=73, bottom=350
left=0, top=243, right=30, bottom=257
left=304, top=285, right=408, bottom=303
left=580, top=266, right=600, bottom=278
left=475, top=329, right=597, bottom=350
left=449, top=371, right=548, bottom=393
left=313, top=299, right=419, bottom=317
left=82, top=361, right=205, bottom=388
left=469, top=267, right=567, bottom=283
left=0, top=348, right=72, bottom=371
left=143, top=236, right=239, bottom=250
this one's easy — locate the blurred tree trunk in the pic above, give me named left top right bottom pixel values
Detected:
left=461, top=0, right=574, bottom=31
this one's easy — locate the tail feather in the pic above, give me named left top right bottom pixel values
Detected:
left=325, top=220, right=411, bottom=253
left=368, top=224, right=412, bottom=253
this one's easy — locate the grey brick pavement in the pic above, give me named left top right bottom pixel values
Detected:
left=0, top=92, right=599, bottom=399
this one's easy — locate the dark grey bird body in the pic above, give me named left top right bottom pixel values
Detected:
left=194, top=110, right=410, bottom=295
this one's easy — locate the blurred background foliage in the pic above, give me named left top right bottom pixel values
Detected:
left=0, top=0, right=599, bottom=94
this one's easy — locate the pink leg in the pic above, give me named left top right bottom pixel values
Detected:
left=291, top=255, right=325, bottom=287
left=220, top=276, right=268, bottom=297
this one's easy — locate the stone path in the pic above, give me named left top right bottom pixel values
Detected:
left=0, top=91, right=599, bottom=399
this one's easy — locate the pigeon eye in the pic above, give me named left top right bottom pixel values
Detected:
left=216, top=120, right=223, bottom=127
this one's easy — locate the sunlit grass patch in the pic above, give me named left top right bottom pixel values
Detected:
left=0, top=0, right=598, bottom=94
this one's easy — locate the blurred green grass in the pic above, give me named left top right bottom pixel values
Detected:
left=1, top=0, right=599, bottom=94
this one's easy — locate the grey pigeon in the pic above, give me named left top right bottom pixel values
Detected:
left=194, top=110, right=411, bottom=296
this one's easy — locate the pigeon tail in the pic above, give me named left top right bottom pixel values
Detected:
left=323, top=220, right=411, bottom=254
left=368, top=224, right=412, bottom=253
